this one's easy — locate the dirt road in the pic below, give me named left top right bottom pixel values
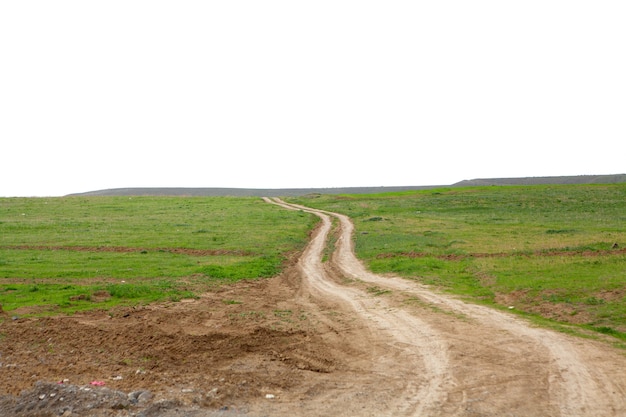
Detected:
left=1, top=199, right=625, bottom=416
left=267, top=198, right=626, bottom=416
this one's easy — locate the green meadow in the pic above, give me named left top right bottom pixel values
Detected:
left=2, top=185, right=625, bottom=342
left=0, top=196, right=316, bottom=314
left=289, top=184, right=626, bottom=340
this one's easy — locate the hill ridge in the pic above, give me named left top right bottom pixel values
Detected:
left=453, top=174, right=626, bottom=187
left=67, top=174, right=626, bottom=197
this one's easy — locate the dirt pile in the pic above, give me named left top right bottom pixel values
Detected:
left=0, top=273, right=346, bottom=416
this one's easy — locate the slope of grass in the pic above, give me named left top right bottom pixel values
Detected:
left=289, top=184, right=626, bottom=339
left=0, top=196, right=317, bottom=314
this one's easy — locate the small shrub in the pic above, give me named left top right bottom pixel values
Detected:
left=595, top=326, right=617, bottom=335
left=366, top=286, right=391, bottom=296
left=546, top=229, right=577, bottom=234
left=584, top=297, right=605, bottom=305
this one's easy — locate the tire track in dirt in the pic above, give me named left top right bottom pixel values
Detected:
left=271, top=198, right=626, bottom=416
left=327, top=208, right=626, bottom=416
left=266, top=198, right=457, bottom=416
left=266, top=199, right=451, bottom=416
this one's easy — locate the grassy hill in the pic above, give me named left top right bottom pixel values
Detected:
left=66, top=186, right=441, bottom=197
left=453, top=174, right=626, bottom=187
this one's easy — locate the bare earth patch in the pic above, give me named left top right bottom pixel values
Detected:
left=0, top=245, right=251, bottom=256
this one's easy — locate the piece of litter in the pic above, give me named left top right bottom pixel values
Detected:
left=49, top=393, right=56, bottom=397
left=90, top=381, right=106, bottom=386
left=508, top=306, right=515, bottom=309
left=112, top=376, right=123, bottom=381
left=181, top=388, right=194, bottom=393
left=265, top=394, right=275, bottom=399
left=39, top=394, right=46, bottom=400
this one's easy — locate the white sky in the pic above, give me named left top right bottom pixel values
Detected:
left=1, top=1, right=624, bottom=197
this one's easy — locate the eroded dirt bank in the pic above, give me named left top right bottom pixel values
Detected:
left=1, top=200, right=625, bottom=416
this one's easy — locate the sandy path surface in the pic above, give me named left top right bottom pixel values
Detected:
left=266, top=198, right=453, bottom=416
left=269, top=198, right=626, bottom=416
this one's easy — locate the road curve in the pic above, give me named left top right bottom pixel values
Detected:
left=266, top=198, right=626, bottom=416
left=266, top=197, right=455, bottom=416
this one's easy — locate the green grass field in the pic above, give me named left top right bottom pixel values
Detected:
left=0, top=196, right=316, bottom=314
left=3, top=185, right=626, bottom=343
left=289, top=184, right=626, bottom=340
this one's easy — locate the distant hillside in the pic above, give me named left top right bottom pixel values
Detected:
left=453, top=174, right=626, bottom=187
left=67, top=174, right=626, bottom=197
left=66, top=186, right=441, bottom=197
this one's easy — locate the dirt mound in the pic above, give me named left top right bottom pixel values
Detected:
left=0, top=274, right=342, bottom=416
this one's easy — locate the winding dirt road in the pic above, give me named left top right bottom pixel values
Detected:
left=266, top=198, right=626, bottom=416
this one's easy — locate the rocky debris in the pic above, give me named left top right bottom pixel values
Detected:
left=0, top=381, right=252, bottom=417
left=128, top=390, right=153, bottom=406
left=0, top=381, right=136, bottom=416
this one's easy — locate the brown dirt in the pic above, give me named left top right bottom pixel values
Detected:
left=376, top=247, right=626, bottom=260
left=1, top=199, right=625, bottom=416
left=494, top=289, right=626, bottom=328
left=0, top=245, right=251, bottom=256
